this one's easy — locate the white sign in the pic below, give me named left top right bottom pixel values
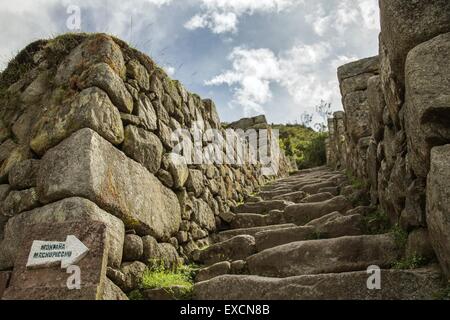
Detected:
left=26, top=235, right=89, bottom=269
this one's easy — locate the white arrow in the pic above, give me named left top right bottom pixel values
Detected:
left=26, top=235, right=89, bottom=269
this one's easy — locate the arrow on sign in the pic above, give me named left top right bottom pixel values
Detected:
left=26, top=235, right=89, bottom=269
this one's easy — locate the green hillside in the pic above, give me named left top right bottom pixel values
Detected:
left=273, top=124, right=328, bottom=170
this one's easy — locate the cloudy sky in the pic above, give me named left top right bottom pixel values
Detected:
left=0, top=0, right=380, bottom=124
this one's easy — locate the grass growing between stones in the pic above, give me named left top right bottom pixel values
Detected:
left=391, top=225, right=409, bottom=251
left=392, top=255, right=428, bottom=270
left=433, top=286, right=450, bottom=300
left=361, top=209, right=391, bottom=235
left=128, top=261, right=198, bottom=300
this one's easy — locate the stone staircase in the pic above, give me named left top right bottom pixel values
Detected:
left=192, top=167, right=446, bottom=300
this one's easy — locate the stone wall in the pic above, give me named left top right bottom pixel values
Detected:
left=0, top=33, right=291, bottom=296
left=327, top=1, right=450, bottom=279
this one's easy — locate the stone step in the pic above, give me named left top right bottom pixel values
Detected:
left=193, top=266, right=445, bottom=300
left=246, top=233, right=400, bottom=277
left=255, top=212, right=364, bottom=251
left=233, top=200, right=292, bottom=215
left=215, top=224, right=297, bottom=242
left=283, top=195, right=353, bottom=225
left=301, top=192, right=334, bottom=203
left=272, top=191, right=308, bottom=203
left=259, top=189, right=294, bottom=200
left=300, top=181, right=338, bottom=194
left=192, top=235, right=256, bottom=266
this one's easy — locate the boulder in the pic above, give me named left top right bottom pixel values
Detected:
left=142, top=236, right=181, bottom=267
left=195, top=261, right=231, bottom=283
left=283, top=196, right=352, bottom=225
left=123, top=234, right=144, bottom=262
left=406, top=229, right=435, bottom=261
left=367, top=76, right=385, bottom=142
left=164, top=153, right=189, bottom=189
left=337, top=56, right=379, bottom=82
left=8, top=159, right=40, bottom=190
left=122, top=125, right=163, bottom=174
left=0, top=197, right=124, bottom=269
left=78, top=63, right=133, bottom=113
left=192, top=198, right=216, bottom=232
left=193, top=235, right=256, bottom=266
left=126, top=59, right=150, bottom=91
left=37, top=128, right=181, bottom=240
left=30, top=87, right=124, bottom=156
left=301, top=192, right=334, bottom=203
left=216, top=224, right=296, bottom=242
left=2, top=188, right=40, bottom=217
left=120, top=261, right=147, bottom=293
left=427, top=145, right=450, bottom=278
left=103, top=278, right=129, bottom=300
left=186, top=169, right=204, bottom=197
left=379, top=0, right=450, bottom=118
left=134, top=94, right=158, bottom=131
left=405, top=32, right=450, bottom=178
left=233, top=200, right=291, bottom=215
left=194, top=267, right=445, bottom=300
left=247, top=234, right=400, bottom=277
left=54, top=34, right=126, bottom=85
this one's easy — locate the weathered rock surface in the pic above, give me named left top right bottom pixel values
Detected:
left=427, top=145, right=450, bottom=278
left=122, top=234, right=144, bottom=262
left=30, top=87, right=124, bottom=156
left=8, top=159, right=40, bottom=190
left=283, top=196, right=352, bottom=225
left=193, top=235, right=256, bottom=266
left=194, top=267, right=445, bottom=300
left=0, top=197, right=124, bottom=269
left=246, top=234, right=399, bottom=277
left=122, top=125, right=163, bottom=174
left=215, top=224, right=296, bottom=242
left=78, top=63, right=133, bottom=113
left=37, top=128, right=181, bottom=240
left=405, top=32, right=450, bottom=178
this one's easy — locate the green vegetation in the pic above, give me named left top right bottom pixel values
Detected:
left=433, top=286, right=450, bottom=300
left=362, top=209, right=391, bottom=235
left=127, top=261, right=198, bottom=300
left=391, top=224, right=409, bottom=251
left=392, top=255, right=428, bottom=270
left=273, top=123, right=328, bottom=169
left=346, top=170, right=368, bottom=190
left=307, top=230, right=325, bottom=240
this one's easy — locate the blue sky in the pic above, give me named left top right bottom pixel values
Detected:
left=0, top=0, right=380, bottom=124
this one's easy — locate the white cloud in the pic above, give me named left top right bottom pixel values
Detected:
left=206, top=47, right=282, bottom=114
left=185, top=0, right=301, bottom=34
left=163, top=64, right=176, bottom=76
left=205, top=42, right=350, bottom=118
left=305, top=0, right=380, bottom=37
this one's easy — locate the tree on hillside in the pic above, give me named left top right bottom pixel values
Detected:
left=314, top=100, right=333, bottom=132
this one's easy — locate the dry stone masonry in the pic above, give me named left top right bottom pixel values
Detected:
left=327, top=0, right=450, bottom=281
left=0, top=33, right=291, bottom=299
left=0, top=0, right=449, bottom=301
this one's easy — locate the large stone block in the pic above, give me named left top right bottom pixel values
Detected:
left=30, top=87, right=124, bottom=156
left=379, top=0, right=450, bottom=116
left=194, top=267, right=445, bottom=300
left=405, top=32, right=450, bottom=178
left=343, top=91, right=371, bottom=143
left=3, top=221, right=109, bottom=300
left=55, top=34, right=126, bottom=85
left=37, top=129, right=181, bottom=241
left=0, top=197, right=124, bottom=270
left=427, top=145, right=450, bottom=278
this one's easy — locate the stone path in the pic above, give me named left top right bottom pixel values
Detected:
left=192, top=167, right=445, bottom=300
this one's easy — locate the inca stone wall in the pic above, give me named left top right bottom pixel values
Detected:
left=327, top=0, right=450, bottom=279
left=0, top=33, right=291, bottom=298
